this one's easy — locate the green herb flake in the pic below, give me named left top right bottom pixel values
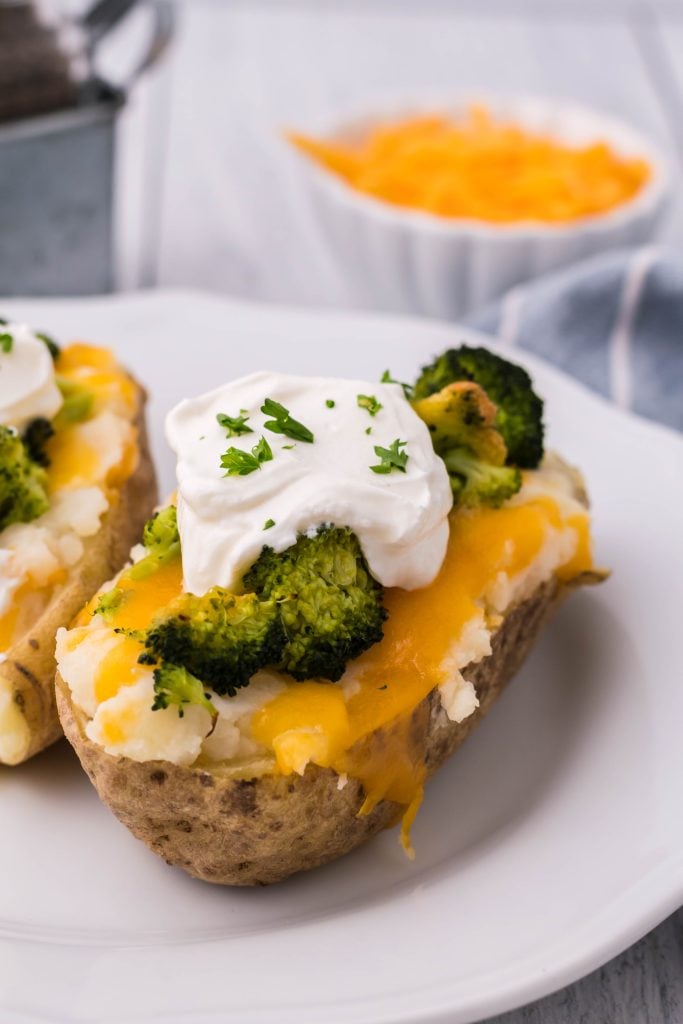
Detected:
left=263, top=518, right=276, bottom=530
left=365, top=426, right=372, bottom=435
left=370, top=438, right=409, bottom=475
left=325, top=399, right=335, bottom=409
left=0, top=332, right=13, bottom=353
left=261, top=397, right=314, bottom=443
left=282, top=444, right=295, bottom=450
left=216, top=410, right=253, bottom=437
left=221, top=435, right=273, bottom=476
left=357, top=393, right=383, bottom=417
left=381, top=369, right=414, bottom=400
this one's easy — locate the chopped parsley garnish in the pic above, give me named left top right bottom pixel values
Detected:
left=263, top=518, right=276, bottom=530
left=370, top=438, right=409, bottom=475
left=365, top=426, right=372, bottom=435
left=221, top=435, right=273, bottom=476
left=357, top=393, right=382, bottom=417
left=326, top=399, right=335, bottom=408
left=381, top=369, right=414, bottom=400
left=282, top=444, right=295, bottom=450
left=0, top=333, right=13, bottom=353
left=216, top=410, right=253, bottom=437
left=253, top=436, right=273, bottom=460
left=261, top=397, right=314, bottom=443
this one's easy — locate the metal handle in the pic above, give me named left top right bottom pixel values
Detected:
left=82, top=0, right=140, bottom=48
left=80, top=0, right=174, bottom=87
left=124, top=0, right=174, bottom=85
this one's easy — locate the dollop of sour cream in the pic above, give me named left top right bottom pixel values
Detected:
left=166, top=371, right=453, bottom=595
left=0, top=323, right=63, bottom=431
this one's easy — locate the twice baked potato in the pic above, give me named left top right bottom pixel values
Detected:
left=57, top=563, right=599, bottom=885
left=54, top=347, right=604, bottom=884
left=0, top=328, right=157, bottom=765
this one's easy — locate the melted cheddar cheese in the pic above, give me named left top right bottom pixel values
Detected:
left=72, top=488, right=593, bottom=851
left=87, top=557, right=184, bottom=703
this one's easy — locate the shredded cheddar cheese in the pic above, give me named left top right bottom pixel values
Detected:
left=289, top=105, right=651, bottom=223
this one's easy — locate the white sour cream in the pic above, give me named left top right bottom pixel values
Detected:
left=0, top=322, right=63, bottom=431
left=166, top=371, right=453, bottom=595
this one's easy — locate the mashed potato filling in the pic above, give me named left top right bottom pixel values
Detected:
left=57, top=459, right=594, bottom=847
left=0, top=344, right=140, bottom=655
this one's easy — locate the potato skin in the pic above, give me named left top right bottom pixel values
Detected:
left=0, top=392, right=157, bottom=766
left=55, top=571, right=598, bottom=885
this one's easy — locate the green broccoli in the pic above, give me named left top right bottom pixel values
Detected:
left=413, top=380, right=521, bottom=508
left=129, top=505, right=181, bottom=580
left=95, top=507, right=181, bottom=624
left=138, top=525, right=386, bottom=697
left=243, top=526, right=387, bottom=682
left=0, top=426, right=50, bottom=531
left=22, top=417, right=55, bottom=467
left=413, top=346, right=544, bottom=468
left=94, top=587, right=126, bottom=623
left=143, top=590, right=286, bottom=696
left=151, top=663, right=218, bottom=718
left=54, top=377, right=94, bottom=427
left=443, top=449, right=521, bottom=508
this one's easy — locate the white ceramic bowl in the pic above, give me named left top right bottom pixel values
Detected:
left=288, top=94, right=670, bottom=320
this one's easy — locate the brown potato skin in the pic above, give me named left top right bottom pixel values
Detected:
left=55, top=570, right=600, bottom=885
left=0, top=392, right=157, bottom=765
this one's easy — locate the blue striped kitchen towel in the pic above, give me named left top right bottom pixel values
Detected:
left=464, top=246, right=683, bottom=433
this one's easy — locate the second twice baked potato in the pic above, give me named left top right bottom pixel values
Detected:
left=0, top=326, right=157, bottom=765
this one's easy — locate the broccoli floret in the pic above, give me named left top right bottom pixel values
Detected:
left=442, top=449, right=521, bottom=508
left=0, top=426, right=50, bottom=531
left=54, top=377, right=94, bottom=427
left=413, top=380, right=522, bottom=508
left=129, top=505, right=181, bottom=580
left=151, top=663, right=217, bottom=718
left=143, top=590, right=286, bottom=696
left=22, top=417, right=55, bottom=467
left=94, top=588, right=126, bottom=623
left=139, top=525, right=386, bottom=695
left=243, top=526, right=387, bottom=682
left=413, top=380, right=507, bottom=464
left=413, top=346, right=544, bottom=468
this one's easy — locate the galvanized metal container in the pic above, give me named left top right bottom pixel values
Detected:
left=0, top=1, right=172, bottom=296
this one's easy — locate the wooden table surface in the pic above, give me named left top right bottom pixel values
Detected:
left=102, top=2, right=682, bottom=1019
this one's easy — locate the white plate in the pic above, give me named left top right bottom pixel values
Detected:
left=1, top=291, right=681, bottom=1024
